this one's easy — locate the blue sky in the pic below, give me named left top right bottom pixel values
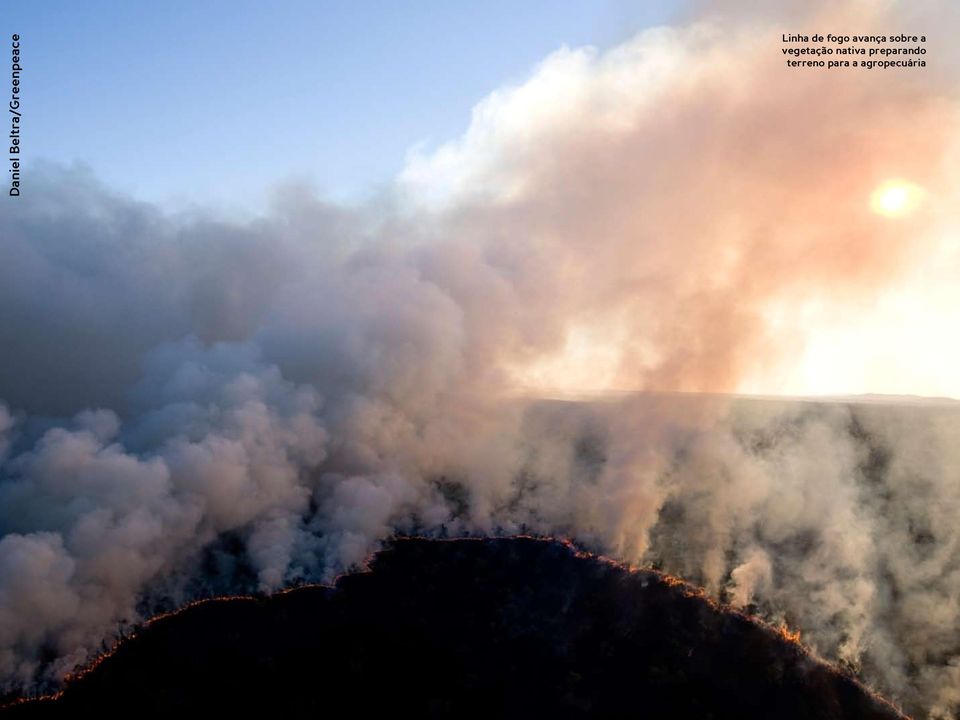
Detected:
left=5, top=1, right=678, bottom=211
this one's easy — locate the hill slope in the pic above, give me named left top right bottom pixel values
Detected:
left=4, top=537, right=903, bottom=719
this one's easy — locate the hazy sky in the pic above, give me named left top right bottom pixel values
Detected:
left=6, top=0, right=679, bottom=212
left=4, top=0, right=959, bottom=403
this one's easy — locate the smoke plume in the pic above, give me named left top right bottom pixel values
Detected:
left=1, top=1, right=959, bottom=716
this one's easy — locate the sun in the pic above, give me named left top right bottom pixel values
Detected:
left=870, top=179, right=925, bottom=218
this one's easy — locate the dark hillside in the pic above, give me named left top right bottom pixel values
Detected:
left=3, top=537, right=903, bottom=719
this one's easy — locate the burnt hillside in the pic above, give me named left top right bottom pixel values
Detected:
left=4, top=537, right=903, bottom=719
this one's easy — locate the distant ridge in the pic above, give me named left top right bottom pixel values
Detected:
left=515, top=387, right=960, bottom=406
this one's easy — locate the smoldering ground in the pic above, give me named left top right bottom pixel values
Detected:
left=2, top=0, right=960, bottom=716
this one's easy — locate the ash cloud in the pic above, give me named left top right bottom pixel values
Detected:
left=2, top=1, right=960, bottom=716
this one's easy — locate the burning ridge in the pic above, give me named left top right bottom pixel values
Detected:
left=2, top=536, right=905, bottom=719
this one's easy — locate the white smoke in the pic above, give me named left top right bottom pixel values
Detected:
left=1, top=1, right=959, bottom=716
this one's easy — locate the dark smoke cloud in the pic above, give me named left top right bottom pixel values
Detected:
left=1, top=1, right=959, bottom=715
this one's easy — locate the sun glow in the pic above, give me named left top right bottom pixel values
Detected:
left=870, top=179, right=925, bottom=218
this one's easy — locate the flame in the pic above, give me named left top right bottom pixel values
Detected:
left=777, top=623, right=802, bottom=645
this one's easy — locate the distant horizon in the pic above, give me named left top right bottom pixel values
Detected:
left=514, top=386, right=960, bottom=406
